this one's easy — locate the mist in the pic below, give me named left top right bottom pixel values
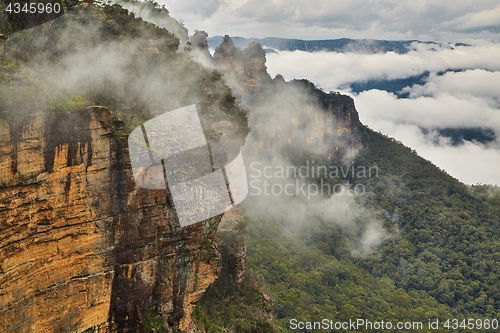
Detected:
left=113, top=0, right=189, bottom=51
left=264, top=41, right=500, bottom=185
left=208, top=41, right=393, bottom=255
left=1, top=3, right=394, bottom=257
left=1, top=4, right=251, bottom=206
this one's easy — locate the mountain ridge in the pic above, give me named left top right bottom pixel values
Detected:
left=207, top=36, right=469, bottom=54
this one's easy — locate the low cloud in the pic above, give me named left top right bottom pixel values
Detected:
left=265, top=41, right=500, bottom=91
left=444, top=4, right=500, bottom=32
left=356, top=89, right=500, bottom=130
left=403, top=69, right=500, bottom=104
left=359, top=120, right=500, bottom=185
left=263, top=42, right=500, bottom=185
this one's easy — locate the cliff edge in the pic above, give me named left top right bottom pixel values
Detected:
left=0, top=107, right=222, bottom=332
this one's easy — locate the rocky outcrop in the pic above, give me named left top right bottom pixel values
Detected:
left=0, top=35, right=6, bottom=62
left=214, top=36, right=273, bottom=95
left=189, top=31, right=215, bottom=69
left=0, top=107, right=116, bottom=333
left=0, top=107, right=221, bottom=332
left=212, top=36, right=362, bottom=159
left=287, top=79, right=363, bottom=158
left=190, top=206, right=277, bottom=333
left=216, top=207, right=247, bottom=284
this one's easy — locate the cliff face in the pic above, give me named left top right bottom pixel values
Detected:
left=0, top=108, right=115, bottom=332
left=189, top=31, right=216, bottom=68
left=216, top=207, right=247, bottom=284
left=0, top=22, right=366, bottom=333
left=0, top=107, right=220, bottom=332
left=0, top=35, right=6, bottom=62
left=190, top=206, right=277, bottom=333
left=288, top=80, right=363, bottom=157
left=213, top=36, right=362, bottom=159
left=214, top=36, right=273, bottom=95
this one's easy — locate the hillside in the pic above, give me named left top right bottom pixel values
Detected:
left=241, top=126, right=500, bottom=332
left=194, top=34, right=500, bottom=333
left=206, top=36, right=456, bottom=54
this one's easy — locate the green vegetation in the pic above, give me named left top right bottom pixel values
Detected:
left=142, top=310, right=166, bottom=332
left=194, top=218, right=276, bottom=333
left=356, top=130, right=500, bottom=315
left=193, top=272, right=276, bottom=333
left=48, top=94, right=91, bottom=113
left=243, top=126, right=500, bottom=332
left=0, top=1, right=249, bottom=140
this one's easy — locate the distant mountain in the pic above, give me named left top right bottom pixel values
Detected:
left=207, top=36, right=469, bottom=54
left=432, top=127, right=497, bottom=145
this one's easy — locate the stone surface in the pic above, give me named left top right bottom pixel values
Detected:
left=216, top=206, right=247, bottom=284
left=213, top=36, right=363, bottom=159
left=0, top=107, right=220, bottom=332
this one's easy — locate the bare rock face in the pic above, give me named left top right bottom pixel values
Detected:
left=0, top=35, right=6, bottom=62
left=216, top=207, right=247, bottom=284
left=213, top=36, right=363, bottom=160
left=0, top=107, right=116, bottom=332
left=0, top=107, right=220, bottom=332
left=214, top=36, right=273, bottom=94
left=189, top=31, right=216, bottom=69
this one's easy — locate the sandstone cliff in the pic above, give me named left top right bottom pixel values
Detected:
left=214, top=35, right=273, bottom=96
left=0, top=35, right=6, bottom=62
left=0, top=7, right=367, bottom=333
left=213, top=35, right=363, bottom=159
left=0, top=107, right=220, bottom=332
left=191, top=206, right=277, bottom=333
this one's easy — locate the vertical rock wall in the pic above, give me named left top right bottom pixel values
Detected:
left=0, top=107, right=220, bottom=332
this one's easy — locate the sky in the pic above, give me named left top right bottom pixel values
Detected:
left=158, top=0, right=500, bottom=41
left=154, top=0, right=500, bottom=185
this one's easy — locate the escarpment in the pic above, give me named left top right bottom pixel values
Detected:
left=212, top=35, right=363, bottom=159
left=0, top=107, right=221, bottom=332
left=214, top=35, right=273, bottom=95
left=0, top=4, right=368, bottom=333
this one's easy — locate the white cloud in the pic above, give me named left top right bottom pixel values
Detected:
left=404, top=70, right=500, bottom=104
left=158, top=0, right=500, bottom=40
left=355, top=89, right=500, bottom=130
left=360, top=120, right=500, bottom=185
left=444, top=4, right=500, bottom=31
left=265, top=41, right=500, bottom=91
left=262, top=42, right=500, bottom=185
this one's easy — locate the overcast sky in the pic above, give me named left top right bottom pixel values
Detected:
left=159, top=0, right=500, bottom=41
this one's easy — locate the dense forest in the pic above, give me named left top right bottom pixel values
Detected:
left=247, top=129, right=500, bottom=332
left=194, top=82, right=500, bottom=332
